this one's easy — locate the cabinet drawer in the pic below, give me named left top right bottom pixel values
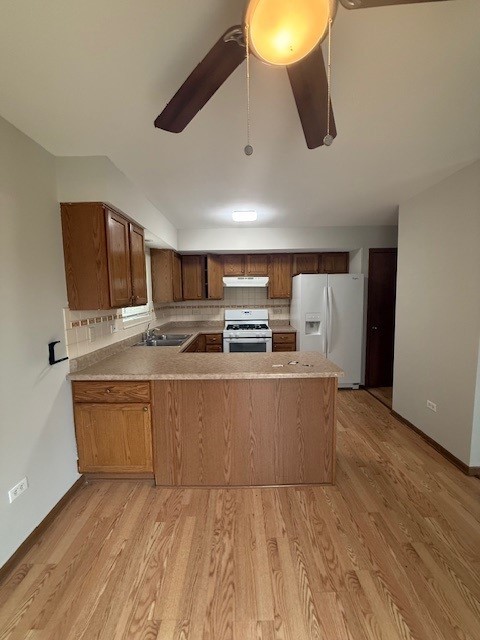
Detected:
left=73, top=381, right=150, bottom=403
left=205, top=333, right=222, bottom=345
left=273, top=345, right=296, bottom=352
left=273, top=333, right=296, bottom=344
left=205, top=345, right=223, bottom=352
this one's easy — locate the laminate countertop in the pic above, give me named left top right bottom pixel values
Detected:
left=68, top=346, right=343, bottom=381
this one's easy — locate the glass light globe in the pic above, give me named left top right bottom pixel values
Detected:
left=245, top=0, right=330, bottom=66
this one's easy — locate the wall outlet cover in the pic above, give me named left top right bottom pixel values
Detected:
left=8, top=477, right=28, bottom=503
left=427, top=400, right=437, bottom=412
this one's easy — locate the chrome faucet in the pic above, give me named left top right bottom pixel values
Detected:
left=145, top=322, right=155, bottom=340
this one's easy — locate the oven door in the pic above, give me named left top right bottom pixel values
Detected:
left=223, top=337, right=272, bottom=353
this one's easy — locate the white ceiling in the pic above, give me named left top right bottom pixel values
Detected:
left=0, top=0, right=479, bottom=229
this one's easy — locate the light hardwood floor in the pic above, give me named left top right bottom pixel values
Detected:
left=1, top=390, right=479, bottom=640
left=367, top=387, right=393, bottom=410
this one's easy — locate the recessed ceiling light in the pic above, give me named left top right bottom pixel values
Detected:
left=232, top=210, right=257, bottom=222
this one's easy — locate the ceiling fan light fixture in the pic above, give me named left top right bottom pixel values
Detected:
left=245, top=0, right=331, bottom=66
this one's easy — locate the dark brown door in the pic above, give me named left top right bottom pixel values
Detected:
left=365, top=248, right=397, bottom=388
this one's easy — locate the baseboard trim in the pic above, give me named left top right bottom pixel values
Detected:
left=84, top=472, right=154, bottom=480
left=0, top=476, right=86, bottom=584
left=391, top=410, right=480, bottom=478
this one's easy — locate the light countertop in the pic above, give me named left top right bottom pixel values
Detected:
left=68, top=322, right=343, bottom=381
left=69, top=347, right=343, bottom=382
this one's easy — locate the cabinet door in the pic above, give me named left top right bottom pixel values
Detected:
left=61, top=203, right=111, bottom=310
left=206, top=254, right=224, bottom=300
left=223, top=255, right=245, bottom=276
left=272, top=332, right=296, bottom=351
left=173, top=252, right=183, bottom=301
left=182, top=255, right=205, bottom=300
left=129, top=223, right=148, bottom=305
left=74, top=403, right=152, bottom=473
left=320, top=252, right=349, bottom=274
left=105, top=208, right=132, bottom=307
left=268, top=254, right=293, bottom=299
left=246, top=254, right=269, bottom=275
left=293, top=253, right=319, bottom=275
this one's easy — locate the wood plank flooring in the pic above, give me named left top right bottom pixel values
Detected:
left=366, top=387, right=393, bottom=410
left=1, top=390, right=479, bottom=640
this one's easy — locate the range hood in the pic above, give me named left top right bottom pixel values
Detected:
left=223, top=276, right=269, bottom=288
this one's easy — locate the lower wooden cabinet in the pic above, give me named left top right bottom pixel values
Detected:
left=72, top=381, right=153, bottom=475
left=182, top=333, right=222, bottom=353
left=183, top=334, right=206, bottom=352
left=272, top=332, right=296, bottom=351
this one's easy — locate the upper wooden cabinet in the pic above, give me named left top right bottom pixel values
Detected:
left=223, top=255, right=245, bottom=276
left=129, top=223, right=148, bottom=305
left=246, top=254, right=269, bottom=275
left=268, top=254, right=293, bottom=299
left=151, top=249, right=183, bottom=304
left=293, top=253, right=320, bottom=275
left=61, top=202, right=147, bottom=310
left=182, top=255, right=206, bottom=300
left=206, top=254, right=224, bottom=300
left=320, top=252, right=349, bottom=274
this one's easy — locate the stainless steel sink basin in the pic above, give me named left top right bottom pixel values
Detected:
left=134, top=333, right=191, bottom=347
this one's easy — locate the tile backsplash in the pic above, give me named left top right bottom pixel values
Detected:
left=63, top=288, right=290, bottom=359
left=154, top=288, right=290, bottom=323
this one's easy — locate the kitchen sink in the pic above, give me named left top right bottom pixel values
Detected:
left=134, top=333, right=191, bottom=347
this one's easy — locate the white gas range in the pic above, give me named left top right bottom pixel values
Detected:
left=223, top=309, right=272, bottom=353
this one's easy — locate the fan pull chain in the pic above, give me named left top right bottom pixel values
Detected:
left=244, top=23, right=253, bottom=156
left=324, top=17, right=334, bottom=147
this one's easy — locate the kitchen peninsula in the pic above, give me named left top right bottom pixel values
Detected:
left=69, top=336, right=343, bottom=486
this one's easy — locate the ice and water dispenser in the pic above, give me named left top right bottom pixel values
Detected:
left=305, top=313, right=323, bottom=335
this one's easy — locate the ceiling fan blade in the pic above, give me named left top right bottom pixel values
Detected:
left=340, top=0, right=449, bottom=9
left=287, top=46, right=336, bottom=150
left=155, top=26, right=245, bottom=133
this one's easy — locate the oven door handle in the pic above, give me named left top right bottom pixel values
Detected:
left=223, top=337, right=271, bottom=343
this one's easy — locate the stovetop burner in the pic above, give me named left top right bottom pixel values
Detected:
left=226, top=323, right=269, bottom=331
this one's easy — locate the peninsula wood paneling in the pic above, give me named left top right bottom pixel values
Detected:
left=154, top=378, right=336, bottom=486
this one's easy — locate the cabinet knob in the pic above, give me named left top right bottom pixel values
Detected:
left=143, top=407, right=148, bottom=412
left=106, top=388, right=111, bottom=393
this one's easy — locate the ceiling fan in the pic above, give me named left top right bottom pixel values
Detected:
left=154, top=0, right=449, bottom=149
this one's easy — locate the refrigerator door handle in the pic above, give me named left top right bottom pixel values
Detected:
left=327, top=286, right=333, bottom=355
left=323, top=286, right=328, bottom=354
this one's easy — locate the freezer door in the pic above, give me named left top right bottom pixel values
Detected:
left=327, top=274, right=365, bottom=387
left=291, top=274, right=328, bottom=353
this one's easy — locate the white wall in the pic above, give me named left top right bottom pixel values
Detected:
left=0, top=116, right=80, bottom=568
left=393, top=161, right=480, bottom=467
left=55, top=156, right=178, bottom=250
left=178, top=226, right=398, bottom=274
left=471, top=337, right=480, bottom=467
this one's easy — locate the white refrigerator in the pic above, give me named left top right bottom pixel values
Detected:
left=290, top=274, right=365, bottom=388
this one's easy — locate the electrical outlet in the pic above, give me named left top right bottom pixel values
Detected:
left=88, top=326, right=96, bottom=342
left=427, top=400, right=437, bottom=412
left=8, top=477, right=28, bottom=503
left=110, top=324, right=117, bottom=334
